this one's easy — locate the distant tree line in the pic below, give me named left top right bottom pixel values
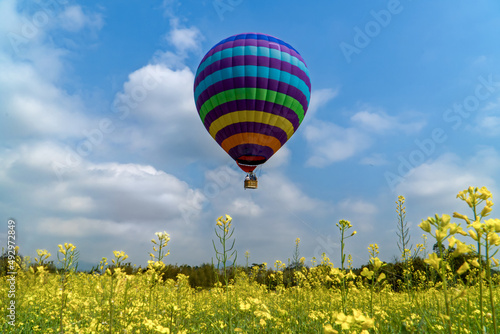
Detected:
left=1, top=245, right=497, bottom=292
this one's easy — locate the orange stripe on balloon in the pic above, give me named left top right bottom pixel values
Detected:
left=221, top=133, right=282, bottom=154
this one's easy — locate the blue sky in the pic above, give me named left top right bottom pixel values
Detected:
left=1, top=0, right=500, bottom=269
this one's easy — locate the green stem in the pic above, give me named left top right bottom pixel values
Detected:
left=485, top=239, right=498, bottom=334
left=340, top=227, right=347, bottom=314
left=473, top=205, right=485, bottom=332
left=441, top=267, right=452, bottom=334
left=438, top=239, right=452, bottom=334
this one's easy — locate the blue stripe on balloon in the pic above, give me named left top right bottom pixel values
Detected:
left=194, top=65, right=311, bottom=104
left=214, top=33, right=298, bottom=54
left=195, top=46, right=309, bottom=79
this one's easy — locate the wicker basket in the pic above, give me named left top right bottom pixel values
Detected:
left=244, top=179, right=258, bottom=189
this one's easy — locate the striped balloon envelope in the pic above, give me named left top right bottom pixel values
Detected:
left=193, top=33, right=311, bottom=173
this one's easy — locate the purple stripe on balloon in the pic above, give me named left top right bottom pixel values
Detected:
left=194, top=55, right=311, bottom=90
left=214, top=122, right=288, bottom=146
left=203, top=100, right=301, bottom=132
left=228, top=144, right=275, bottom=162
left=196, top=77, right=309, bottom=114
left=200, top=38, right=306, bottom=66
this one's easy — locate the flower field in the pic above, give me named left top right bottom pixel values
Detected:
left=2, top=186, right=500, bottom=333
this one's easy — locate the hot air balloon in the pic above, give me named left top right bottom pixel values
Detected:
left=193, top=33, right=311, bottom=189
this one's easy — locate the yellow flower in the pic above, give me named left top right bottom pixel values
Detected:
left=487, top=232, right=500, bottom=246
left=457, top=262, right=470, bottom=275
left=452, top=241, right=470, bottom=256
left=239, top=301, right=250, bottom=311
left=481, top=205, right=492, bottom=217
left=419, top=220, right=431, bottom=233
left=478, top=186, right=492, bottom=200
left=424, top=253, right=441, bottom=271
left=448, top=236, right=457, bottom=248
left=485, top=218, right=500, bottom=233
left=435, top=229, right=446, bottom=243
left=453, top=212, right=470, bottom=224
left=360, top=267, right=374, bottom=280
left=371, top=257, right=384, bottom=271
left=323, top=324, right=338, bottom=334
left=335, top=313, right=354, bottom=330
left=470, top=259, right=480, bottom=268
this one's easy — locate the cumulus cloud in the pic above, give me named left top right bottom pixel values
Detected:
left=58, top=5, right=103, bottom=32
left=203, top=170, right=335, bottom=264
left=351, top=109, right=425, bottom=134
left=473, top=97, right=500, bottom=136
left=167, top=22, right=202, bottom=54
left=303, top=102, right=426, bottom=167
left=0, top=0, right=106, bottom=145
left=304, top=88, right=338, bottom=120
left=153, top=20, right=203, bottom=68
left=0, top=57, right=91, bottom=141
left=0, top=140, right=211, bottom=264
left=111, top=63, right=224, bottom=166
left=394, top=148, right=500, bottom=213
left=304, top=121, right=371, bottom=167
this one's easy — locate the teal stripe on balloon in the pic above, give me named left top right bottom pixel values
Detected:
left=194, top=65, right=311, bottom=104
left=195, top=46, right=309, bottom=78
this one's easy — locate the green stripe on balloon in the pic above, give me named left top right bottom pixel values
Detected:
left=198, top=88, right=305, bottom=124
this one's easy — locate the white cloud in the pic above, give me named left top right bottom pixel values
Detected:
left=0, top=1, right=104, bottom=144
left=38, top=217, right=137, bottom=237
left=203, top=170, right=335, bottom=264
left=395, top=148, right=499, bottom=212
left=264, top=146, right=291, bottom=169
left=337, top=198, right=378, bottom=233
left=305, top=88, right=338, bottom=119
left=0, top=58, right=90, bottom=140
left=360, top=153, right=388, bottom=166
left=303, top=103, right=426, bottom=167
left=167, top=24, right=202, bottom=54
left=111, top=63, right=225, bottom=165
left=473, top=97, right=500, bottom=136
left=231, top=198, right=262, bottom=217
left=351, top=109, right=425, bottom=134
left=476, top=116, right=500, bottom=135
left=58, top=5, right=103, bottom=32
left=304, top=120, right=371, bottom=167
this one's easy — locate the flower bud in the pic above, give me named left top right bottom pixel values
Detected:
left=419, top=220, right=431, bottom=233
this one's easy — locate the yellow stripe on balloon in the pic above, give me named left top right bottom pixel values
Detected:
left=220, top=133, right=282, bottom=154
left=208, top=110, right=295, bottom=140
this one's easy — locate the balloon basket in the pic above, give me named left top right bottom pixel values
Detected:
left=244, top=179, right=258, bottom=190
